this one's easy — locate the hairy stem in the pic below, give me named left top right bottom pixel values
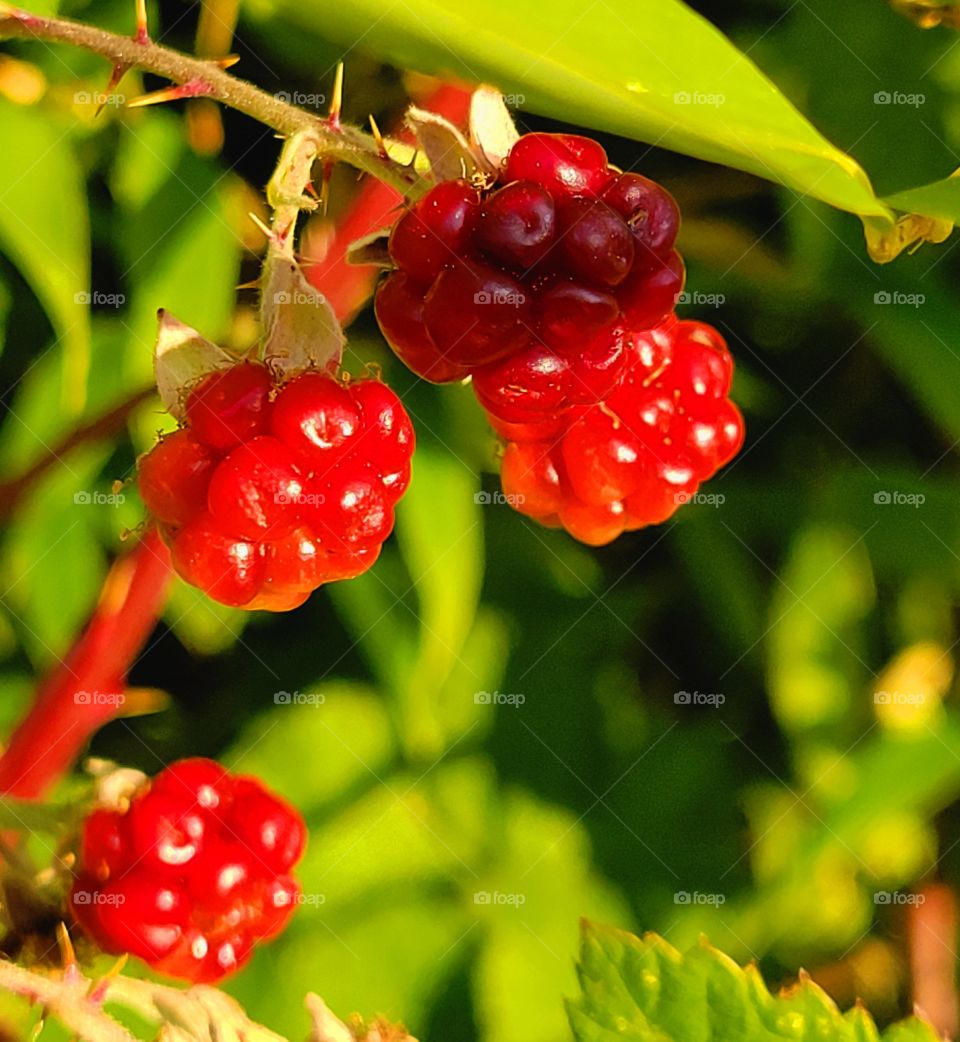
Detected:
left=0, top=5, right=423, bottom=196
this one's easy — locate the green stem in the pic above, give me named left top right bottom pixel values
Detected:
left=0, top=5, right=423, bottom=197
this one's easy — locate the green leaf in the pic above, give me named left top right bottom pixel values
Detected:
left=884, top=176, right=960, bottom=222
left=568, top=921, right=941, bottom=1042
left=249, top=0, right=890, bottom=223
left=0, top=100, right=89, bottom=412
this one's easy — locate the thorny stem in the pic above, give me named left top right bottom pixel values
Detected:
left=0, top=5, right=425, bottom=198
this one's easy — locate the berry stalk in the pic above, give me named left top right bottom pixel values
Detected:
left=0, top=529, right=173, bottom=800
left=0, top=5, right=424, bottom=198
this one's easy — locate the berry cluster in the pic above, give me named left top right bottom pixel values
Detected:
left=497, top=318, right=744, bottom=545
left=138, top=363, right=415, bottom=610
left=70, top=759, right=305, bottom=983
left=375, top=131, right=683, bottom=405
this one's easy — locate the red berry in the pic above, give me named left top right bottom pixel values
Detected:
left=230, top=777, right=305, bottom=874
left=374, top=273, right=469, bottom=383
left=270, top=374, right=361, bottom=474
left=349, top=379, right=416, bottom=498
left=388, top=180, right=480, bottom=285
left=504, top=133, right=610, bottom=197
left=80, top=808, right=131, bottom=881
left=473, top=341, right=571, bottom=424
left=540, top=282, right=619, bottom=351
left=500, top=442, right=564, bottom=517
left=558, top=497, right=626, bottom=546
left=138, top=430, right=217, bottom=527
left=171, top=513, right=266, bottom=608
left=70, top=760, right=306, bottom=984
left=423, top=260, right=532, bottom=366
left=206, top=437, right=305, bottom=539
left=72, top=874, right=187, bottom=962
left=185, top=363, right=272, bottom=451
left=311, top=463, right=394, bottom=551
left=553, top=196, right=635, bottom=286
left=602, top=173, right=680, bottom=267
left=618, top=250, right=685, bottom=329
left=475, top=181, right=556, bottom=269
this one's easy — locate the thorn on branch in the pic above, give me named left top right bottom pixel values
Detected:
left=126, top=77, right=215, bottom=108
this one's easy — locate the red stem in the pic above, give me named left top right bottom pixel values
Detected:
left=0, top=529, right=173, bottom=799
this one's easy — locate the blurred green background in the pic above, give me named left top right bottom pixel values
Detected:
left=2, top=0, right=960, bottom=1039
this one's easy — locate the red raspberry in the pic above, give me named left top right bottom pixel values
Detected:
left=374, top=273, right=470, bottom=384
left=423, top=260, right=532, bottom=366
left=503, top=133, right=610, bottom=197
left=601, top=172, right=681, bottom=267
left=270, top=373, right=362, bottom=472
left=171, top=513, right=267, bottom=608
left=388, top=180, right=480, bottom=285
left=490, top=319, right=743, bottom=545
left=138, top=362, right=416, bottom=610
left=137, top=430, right=216, bottom=526
left=375, top=129, right=683, bottom=413
left=70, top=759, right=305, bottom=984
left=553, top=196, right=635, bottom=286
left=475, top=181, right=556, bottom=269
left=206, top=437, right=305, bottom=540
left=185, top=363, right=272, bottom=451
